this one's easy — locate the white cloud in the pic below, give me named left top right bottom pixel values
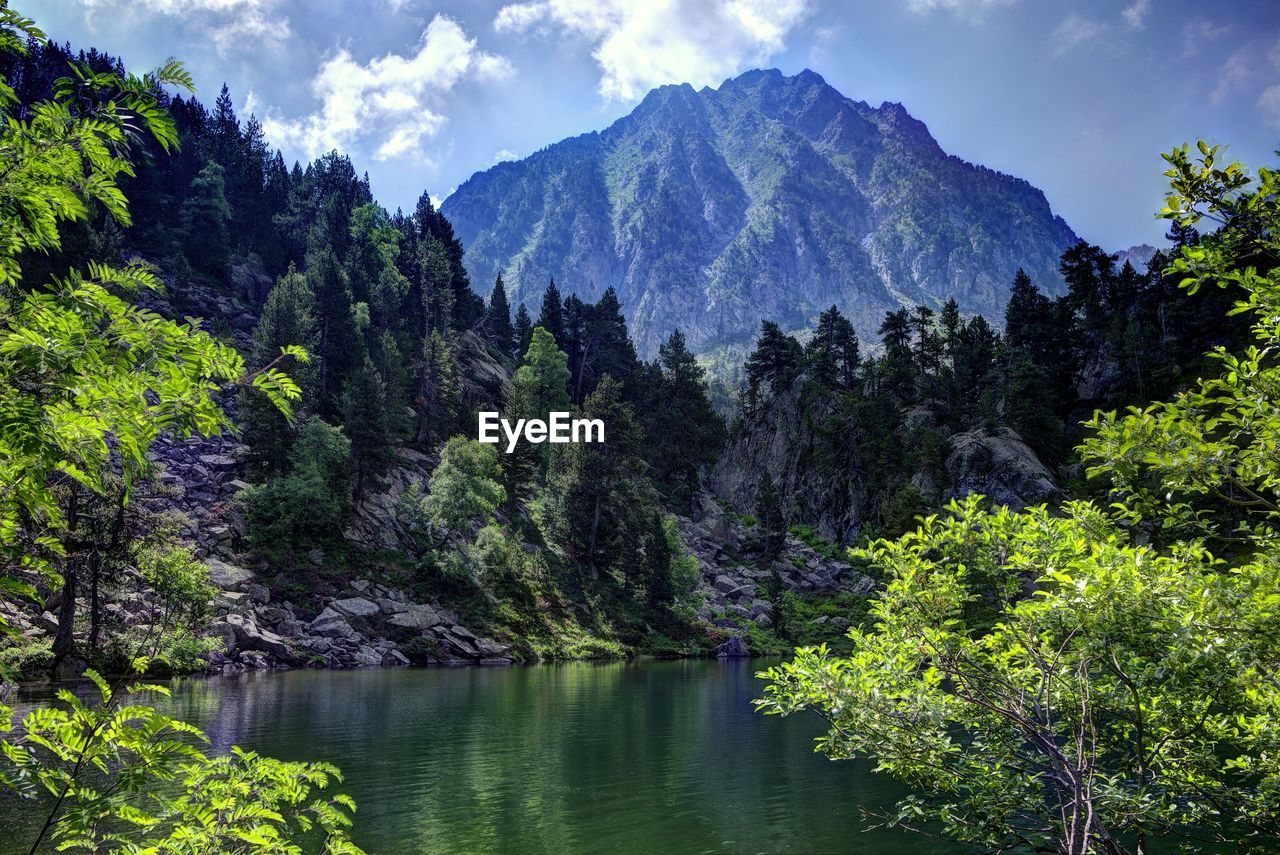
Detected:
left=262, top=14, right=510, bottom=162
left=1211, top=36, right=1280, bottom=106
left=1259, top=84, right=1280, bottom=128
left=904, top=0, right=1014, bottom=17
left=1181, top=17, right=1233, bottom=57
left=1121, top=0, right=1150, bottom=30
left=1051, top=14, right=1108, bottom=56
left=493, top=0, right=810, bottom=102
left=68, top=0, right=290, bottom=53
left=492, top=148, right=519, bottom=163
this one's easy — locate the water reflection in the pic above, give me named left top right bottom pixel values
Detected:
left=4, top=661, right=956, bottom=854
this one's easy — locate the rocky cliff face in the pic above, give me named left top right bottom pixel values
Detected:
left=710, top=380, right=866, bottom=544
left=711, top=380, right=1061, bottom=544
left=442, top=68, right=1078, bottom=357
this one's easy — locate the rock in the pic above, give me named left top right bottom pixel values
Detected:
left=945, top=427, right=1060, bottom=509
left=215, top=591, right=250, bottom=611
left=198, top=453, right=236, bottom=468
left=715, top=636, right=750, bottom=658
left=247, top=584, right=271, bottom=605
left=310, top=616, right=356, bottom=640
left=221, top=614, right=293, bottom=661
left=205, top=558, right=253, bottom=591
left=330, top=597, right=379, bottom=618
left=475, top=638, right=508, bottom=657
left=712, top=575, right=739, bottom=594
left=382, top=649, right=411, bottom=667
left=386, top=605, right=443, bottom=630
left=37, top=611, right=59, bottom=633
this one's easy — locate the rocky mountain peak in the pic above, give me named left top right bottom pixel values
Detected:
left=442, top=68, right=1079, bottom=358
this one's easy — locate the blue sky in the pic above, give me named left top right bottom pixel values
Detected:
left=27, top=0, right=1280, bottom=249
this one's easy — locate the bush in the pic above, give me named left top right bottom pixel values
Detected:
left=0, top=638, right=54, bottom=681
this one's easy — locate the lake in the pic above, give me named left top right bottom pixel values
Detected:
left=3, top=660, right=956, bottom=854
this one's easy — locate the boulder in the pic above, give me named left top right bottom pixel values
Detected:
left=712, top=575, right=739, bottom=594
left=386, top=605, right=442, bottom=630
left=381, top=649, right=411, bottom=667
left=715, top=636, right=750, bottom=658
left=220, top=614, right=292, bottom=661
left=330, top=597, right=379, bottom=618
left=206, top=558, right=253, bottom=591
left=945, top=427, right=1060, bottom=508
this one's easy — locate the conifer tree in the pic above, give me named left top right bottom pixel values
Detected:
left=416, top=329, right=458, bottom=445
left=487, top=274, right=515, bottom=356
left=499, top=368, right=542, bottom=510
left=516, top=327, right=571, bottom=416
left=547, top=375, right=646, bottom=574
left=756, top=471, right=786, bottom=559
left=341, top=356, right=392, bottom=498
left=179, top=161, right=231, bottom=273
left=419, top=237, right=455, bottom=340
left=806, top=305, right=860, bottom=389
left=538, top=278, right=565, bottom=345
left=649, top=329, right=724, bottom=500
left=243, top=263, right=318, bottom=472
left=514, top=303, right=533, bottom=359
left=308, top=246, right=362, bottom=414
left=745, top=321, right=804, bottom=403
left=878, top=308, right=916, bottom=400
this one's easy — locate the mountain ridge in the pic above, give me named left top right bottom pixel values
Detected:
left=442, top=68, right=1079, bottom=356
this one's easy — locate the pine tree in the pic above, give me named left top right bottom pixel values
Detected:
left=911, top=304, right=939, bottom=375
left=243, top=264, right=318, bottom=472
left=419, top=237, right=455, bottom=340
left=806, top=305, right=860, bottom=390
left=878, top=308, right=916, bottom=400
left=341, top=356, right=392, bottom=498
left=487, top=274, right=515, bottom=356
left=649, top=329, right=724, bottom=501
left=514, top=303, right=533, bottom=359
left=745, top=321, right=804, bottom=403
left=510, top=326, right=571, bottom=478
left=308, top=246, right=362, bottom=414
left=538, top=278, right=565, bottom=346
left=547, top=375, right=647, bottom=574
left=499, top=367, right=542, bottom=510
left=643, top=511, right=676, bottom=608
left=179, top=161, right=231, bottom=273
left=416, top=329, right=458, bottom=445
left=939, top=299, right=962, bottom=365
left=756, top=471, right=786, bottom=559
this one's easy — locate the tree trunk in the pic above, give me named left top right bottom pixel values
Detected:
left=88, top=557, right=101, bottom=650
left=51, top=561, right=77, bottom=668
left=586, top=495, right=601, bottom=579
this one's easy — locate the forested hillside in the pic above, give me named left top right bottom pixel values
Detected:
left=0, top=30, right=1254, bottom=681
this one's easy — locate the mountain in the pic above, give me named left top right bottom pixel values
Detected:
left=442, top=68, right=1079, bottom=357
left=1116, top=243, right=1159, bottom=273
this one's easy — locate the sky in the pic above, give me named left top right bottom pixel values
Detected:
left=26, top=0, right=1280, bottom=249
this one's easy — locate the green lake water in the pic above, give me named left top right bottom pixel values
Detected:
left=2, top=659, right=957, bottom=854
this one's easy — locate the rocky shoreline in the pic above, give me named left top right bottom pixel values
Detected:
left=207, top=557, right=516, bottom=672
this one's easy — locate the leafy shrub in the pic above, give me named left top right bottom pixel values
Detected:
left=0, top=638, right=54, bottom=681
